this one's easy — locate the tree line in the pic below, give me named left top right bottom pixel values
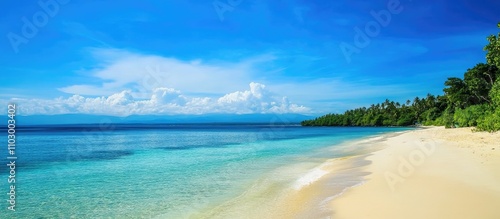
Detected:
left=301, top=23, right=500, bottom=132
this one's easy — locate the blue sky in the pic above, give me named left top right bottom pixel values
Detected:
left=1, top=0, right=499, bottom=116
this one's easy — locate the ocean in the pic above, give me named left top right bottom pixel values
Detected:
left=1, top=124, right=410, bottom=218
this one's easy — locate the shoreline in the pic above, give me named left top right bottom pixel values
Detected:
left=268, top=130, right=411, bottom=218
left=195, top=129, right=411, bottom=218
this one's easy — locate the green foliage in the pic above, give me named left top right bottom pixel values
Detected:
left=476, top=80, right=500, bottom=132
left=453, top=104, right=490, bottom=127
left=302, top=22, right=500, bottom=132
left=397, top=113, right=414, bottom=126
left=476, top=109, right=500, bottom=132
left=431, top=116, right=445, bottom=126
left=301, top=95, right=442, bottom=127
left=442, top=107, right=455, bottom=128
left=484, top=22, right=500, bottom=68
left=490, top=80, right=500, bottom=107
left=463, top=63, right=499, bottom=104
left=422, top=107, right=441, bottom=124
left=444, top=77, right=469, bottom=108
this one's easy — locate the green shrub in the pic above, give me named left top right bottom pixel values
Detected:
left=476, top=79, right=500, bottom=132
left=432, top=116, right=444, bottom=126
left=476, top=109, right=500, bottom=132
left=453, top=104, right=491, bottom=127
left=491, top=80, right=500, bottom=107
left=442, top=108, right=455, bottom=128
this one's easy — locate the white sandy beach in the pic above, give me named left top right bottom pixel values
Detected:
left=326, top=127, right=500, bottom=219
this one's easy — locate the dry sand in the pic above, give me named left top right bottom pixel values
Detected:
left=328, top=127, right=500, bottom=219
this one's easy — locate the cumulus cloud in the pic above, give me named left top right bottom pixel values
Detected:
left=216, top=82, right=308, bottom=114
left=14, top=83, right=309, bottom=116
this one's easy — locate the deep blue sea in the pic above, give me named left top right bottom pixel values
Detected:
left=1, top=124, right=410, bottom=218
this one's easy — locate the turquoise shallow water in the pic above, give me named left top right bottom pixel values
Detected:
left=1, top=124, right=410, bottom=218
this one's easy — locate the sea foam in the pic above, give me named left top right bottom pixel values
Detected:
left=292, top=164, right=330, bottom=190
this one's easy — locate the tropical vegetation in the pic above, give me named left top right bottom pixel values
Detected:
left=301, top=23, right=500, bottom=132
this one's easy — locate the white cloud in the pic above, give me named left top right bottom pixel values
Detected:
left=58, top=48, right=275, bottom=97
left=150, top=88, right=186, bottom=105
left=215, top=82, right=308, bottom=114
left=14, top=83, right=310, bottom=116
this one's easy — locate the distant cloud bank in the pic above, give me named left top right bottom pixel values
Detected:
left=12, top=82, right=309, bottom=116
